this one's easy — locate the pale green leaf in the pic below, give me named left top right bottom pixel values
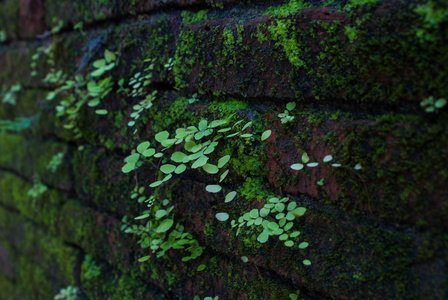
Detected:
left=302, top=152, right=309, bottom=163
left=284, top=240, right=294, bottom=247
left=155, top=131, right=169, bottom=143
left=217, top=155, right=230, bottom=168
left=203, top=164, right=219, bottom=174
left=156, top=219, right=174, bottom=233
left=137, top=141, right=150, bottom=154
left=307, top=162, right=318, bottom=167
left=95, top=109, right=108, bottom=115
left=142, top=148, right=155, bottom=157
left=215, top=212, right=229, bottom=221
left=291, top=207, right=306, bottom=216
left=171, top=152, right=187, bottom=163
left=323, top=155, right=333, bottom=162
left=299, top=242, right=309, bottom=249
left=191, top=155, right=208, bottom=169
left=160, top=164, right=176, bottom=174
left=219, top=170, right=229, bottom=182
left=122, top=163, right=135, bottom=173
left=225, top=191, right=237, bottom=203
left=261, top=130, right=272, bottom=141
left=303, top=260, right=311, bottom=265
left=291, top=163, right=304, bottom=170
left=174, top=164, right=187, bottom=174
left=206, top=185, right=222, bottom=193
left=257, top=231, right=269, bottom=243
left=286, top=102, right=296, bottom=111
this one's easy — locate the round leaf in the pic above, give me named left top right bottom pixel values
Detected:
left=284, top=240, right=294, bottom=247
left=323, top=155, right=333, bottom=162
left=142, top=148, right=155, bottom=157
left=249, top=209, right=259, bottom=218
left=257, top=231, right=269, bottom=243
left=303, top=260, right=311, bottom=266
left=126, top=153, right=140, bottom=164
left=155, top=131, right=169, bottom=143
left=215, top=212, right=229, bottom=221
left=137, top=141, right=150, bottom=154
left=292, top=207, right=306, bottom=217
left=286, top=102, right=296, bottom=111
left=160, top=164, right=176, bottom=174
left=299, top=242, right=309, bottom=249
left=171, top=152, right=187, bottom=163
left=203, top=164, right=219, bottom=174
left=122, top=163, right=135, bottom=173
left=206, top=185, right=222, bottom=193
left=241, top=256, right=249, bottom=263
left=289, top=231, right=300, bottom=238
left=197, top=264, right=206, bottom=271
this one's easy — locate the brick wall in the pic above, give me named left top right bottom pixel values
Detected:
left=0, top=0, right=447, bottom=299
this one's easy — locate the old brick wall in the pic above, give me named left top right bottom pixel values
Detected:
left=0, top=0, right=447, bottom=299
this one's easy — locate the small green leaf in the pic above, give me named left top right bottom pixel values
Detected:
left=175, top=164, right=187, bottom=174
left=216, top=212, right=229, bottom=221
left=242, top=121, right=252, bottom=131
left=249, top=209, right=259, bottom=218
left=241, top=256, right=249, bottom=263
left=126, top=153, right=140, bottom=164
left=354, top=163, right=362, bottom=170
left=284, top=222, right=293, bottom=231
left=155, top=131, right=169, bottom=143
left=217, top=155, right=230, bottom=168
left=191, top=155, right=209, bottom=169
left=160, top=164, right=176, bottom=174
left=302, top=152, right=309, bottom=163
left=284, top=240, right=294, bottom=247
left=292, top=207, right=306, bottom=216
left=156, top=219, right=174, bottom=233
left=197, top=264, right=206, bottom=271
left=137, top=141, right=150, bottom=154
left=93, top=59, right=106, bottom=68
left=95, top=109, right=108, bottom=115
left=134, top=214, right=149, bottom=220
left=198, top=119, right=208, bottom=131
left=138, top=255, right=150, bottom=262
left=225, top=191, right=237, bottom=203
left=203, top=164, right=219, bottom=174
left=155, top=210, right=168, bottom=219
left=219, top=170, right=229, bottom=182
left=435, top=98, right=447, bottom=108
left=261, top=130, right=272, bottom=141
left=257, top=231, right=269, bottom=243
left=289, top=231, right=300, bottom=238
left=275, top=203, right=285, bottom=212
left=122, top=163, right=135, bottom=173
left=268, top=222, right=279, bottom=230
left=206, top=185, right=222, bottom=193
left=162, top=174, right=172, bottom=181
left=171, top=152, right=187, bottom=163
left=291, top=163, right=304, bottom=170
left=303, top=260, right=311, bottom=265
left=260, top=207, right=270, bottom=217
left=286, top=102, right=296, bottom=111
left=323, top=155, right=333, bottom=162
left=331, top=163, right=341, bottom=167
left=142, top=148, right=155, bottom=157
left=104, top=49, right=116, bottom=63
left=149, top=180, right=163, bottom=188
left=307, top=162, right=318, bottom=167
left=299, top=242, right=309, bottom=249
left=154, top=153, right=163, bottom=158
left=279, top=234, right=289, bottom=241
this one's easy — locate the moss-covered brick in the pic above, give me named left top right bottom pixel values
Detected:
left=0, top=133, right=71, bottom=190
